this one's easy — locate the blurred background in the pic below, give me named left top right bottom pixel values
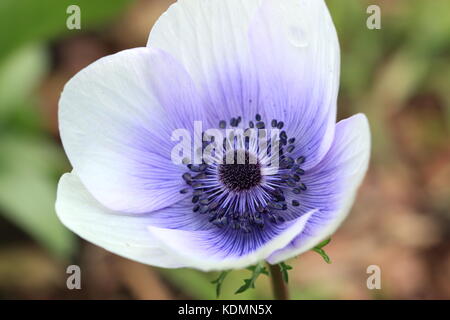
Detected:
left=0, top=0, right=449, bottom=299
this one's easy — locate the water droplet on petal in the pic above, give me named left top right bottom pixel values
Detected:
left=288, top=26, right=308, bottom=48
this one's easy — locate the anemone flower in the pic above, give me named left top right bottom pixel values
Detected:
left=56, top=0, right=370, bottom=277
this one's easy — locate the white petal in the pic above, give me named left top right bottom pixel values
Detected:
left=267, top=114, right=371, bottom=264
left=248, top=0, right=340, bottom=169
left=56, top=172, right=186, bottom=268
left=148, top=0, right=340, bottom=169
left=148, top=0, right=263, bottom=123
left=59, top=47, right=203, bottom=214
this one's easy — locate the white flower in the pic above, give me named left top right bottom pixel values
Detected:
left=56, top=0, right=370, bottom=271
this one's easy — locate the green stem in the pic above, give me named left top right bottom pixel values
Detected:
left=268, top=264, right=289, bottom=300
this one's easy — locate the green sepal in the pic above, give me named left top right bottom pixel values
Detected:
left=279, top=262, right=293, bottom=283
left=235, top=262, right=269, bottom=294
left=211, top=270, right=230, bottom=298
left=312, top=238, right=332, bottom=264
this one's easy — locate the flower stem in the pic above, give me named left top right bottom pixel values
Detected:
left=268, top=263, right=289, bottom=300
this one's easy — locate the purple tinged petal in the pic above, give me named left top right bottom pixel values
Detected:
left=59, top=47, right=204, bottom=214
left=147, top=0, right=263, bottom=125
left=247, top=0, right=340, bottom=170
left=147, top=209, right=317, bottom=271
left=268, top=114, right=371, bottom=263
left=56, top=173, right=187, bottom=268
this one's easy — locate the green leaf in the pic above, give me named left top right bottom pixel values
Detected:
left=0, top=135, right=75, bottom=258
left=0, top=45, right=48, bottom=116
left=0, top=0, right=132, bottom=62
left=279, top=262, right=293, bottom=283
left=235, top=262, right=268, bottom=295
left=235, top=279, right=252, bottom=294
left=312, top=238, right=332, bottom=264
left=211, top=271, right=230, bottom=298
left=315, top=238, right=331, bottom=249
left=160, top=268, right=264, bottom=300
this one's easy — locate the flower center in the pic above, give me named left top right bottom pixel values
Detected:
left=179, top=114, right=308, bottom=233
left=218, top=151, right=261, bottom=192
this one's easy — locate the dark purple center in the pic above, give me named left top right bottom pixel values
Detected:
left=219, top=151, right=262, bottom=192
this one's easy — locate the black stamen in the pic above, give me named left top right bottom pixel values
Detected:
left=219, top=151, right=261, bottom=192
left=182, top=173, right=192, bottom=182
left=256, top=121, right=265, bottom=129
left=296, top=156, right=305, bottom=164
left=194, top=173, right=206, bottom=179
left=286, top=180, right=296, bottom=187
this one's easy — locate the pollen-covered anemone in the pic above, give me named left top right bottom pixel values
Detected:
left=56, top=0, right=370, bottom=271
